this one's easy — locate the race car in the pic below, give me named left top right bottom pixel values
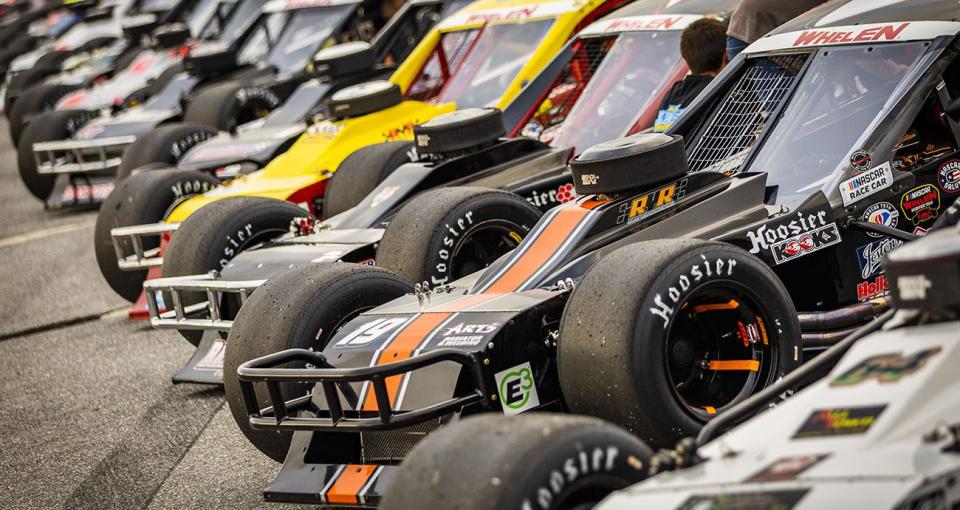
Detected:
left=99, top=0, right=627, bottom=306
left=19, top=0, right=423, bottom=208
left=14, top=0, right=265, bottom=201
left=132, top=0, right=735, bottom=385
left=380, top=206, right=960, bottom=510
left=0, top=0, right=101, bottom=89
left=7, top=0, right=221, bottom=144
left=225, top=0, right=960, bottom=504
left=2, top=0, right=133, bottom=120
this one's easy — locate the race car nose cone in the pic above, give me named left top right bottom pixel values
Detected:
left=328, top=80, right=402, bottom=119
left=414, top=108, right=504, bottom=156
left=569, top=132, right=688, bottom=196
left=313, top=41, right=376, bottom=80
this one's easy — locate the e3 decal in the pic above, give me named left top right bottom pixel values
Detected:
left=495, top=362, right=539, bottom=415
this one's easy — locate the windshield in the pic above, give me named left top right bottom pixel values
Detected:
left=140, top=0, right=178, bottom=13
left=747, top=42, right=926, bottom=209
left=552, top=31, right=683, bottom=153
left=185, top=0, right=223, bottom=36
left=437, top=19, right=554, bottom=108
left=238, top=6, right=353, bottom=73
left=200, top=0, right=265, bottom=41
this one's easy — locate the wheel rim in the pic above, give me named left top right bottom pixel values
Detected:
left=664, top=281, right=778, bottom=421
left=448, top=219, right=524, bottom=281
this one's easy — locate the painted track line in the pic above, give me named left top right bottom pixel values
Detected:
left=0, top=220, right=94, bottom=248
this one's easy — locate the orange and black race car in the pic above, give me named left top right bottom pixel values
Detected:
left=227, top=1, right=960, bottom=506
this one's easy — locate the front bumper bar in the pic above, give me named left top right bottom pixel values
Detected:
left=33, top=135, right=137, bottom=174
left=143, top=273, right=264, bottom=331
left=238, top=348, right=488, bottom=432
left=111, top=222, right=179, bottom=271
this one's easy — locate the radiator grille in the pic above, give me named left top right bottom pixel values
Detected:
left=360, top=419, right=442, bottom=463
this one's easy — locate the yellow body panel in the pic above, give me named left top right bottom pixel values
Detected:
left=165, top=100, right=455, bottom=221
left=167, top=0, right=610, bottom=223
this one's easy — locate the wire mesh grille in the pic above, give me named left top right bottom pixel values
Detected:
left=687, top=53, right=809, bottom=173
left=360, top=419, right=441, bottom=463
left=520, top=36, right=614, bottom=140
left=405, top=29, right=480, bottom=102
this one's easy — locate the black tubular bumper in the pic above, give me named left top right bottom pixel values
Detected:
left=238, top=348, right=488, bottom=432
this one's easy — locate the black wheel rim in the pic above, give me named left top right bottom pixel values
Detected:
left=664, top=281, right=778, bottom=422
left=448, top=219, right=524, bottom=281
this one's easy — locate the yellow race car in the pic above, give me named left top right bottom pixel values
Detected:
left=102, top=0, right=628, bottom=307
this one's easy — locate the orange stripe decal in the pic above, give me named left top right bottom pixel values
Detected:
left=708, top=360, right=760, bottom=372
left=484, top=205, right=595, bottom=294
left=705, top=405, right=717, bottom=415
left=326, top=464, right=378, bottom=504
left=691, top=300, right=740, bottom=313
left=362, top=312, right=452, bottom=411
left=361, top=295, right=495, bottom=411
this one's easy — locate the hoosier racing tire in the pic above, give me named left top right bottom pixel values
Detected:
left=116, top=123, right=219, bottom=181
left=376, top=187, right=542, bottom=286
left=558, top=239, right=801, bottom=448
left=182, top=83, right=280, bottom=132
left=224, top=263, right=414, bottom=462
left=7, top=76, right=74, bottom=143
left=381, top=414, right=653, bottom=510
left=161, top=197, right=306, bottom=345
left=95, top=169, right=220, bottom=302
left=17, top=108, right=97, bottom=200
left=321, top=141, right=414, bottom=218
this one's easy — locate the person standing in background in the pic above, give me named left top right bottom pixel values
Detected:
left=655, top=18, right=728, bottom=132
left=726, top=0, right=825, bottom=59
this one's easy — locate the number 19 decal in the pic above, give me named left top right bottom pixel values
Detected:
left=335, top=318, right=408, bottom=347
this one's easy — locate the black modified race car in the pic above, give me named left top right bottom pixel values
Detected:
left=381, top=198, right=960, bottom=510
left=21, top=0, right=425, bottom=208
left=130, top=0, right=735, bottom=385
left=224, top=0, right=960, bottom=505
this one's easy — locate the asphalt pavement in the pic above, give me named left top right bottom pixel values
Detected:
left=0, top=118, right=312, bottom=509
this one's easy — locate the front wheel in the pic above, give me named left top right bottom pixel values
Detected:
left=381, top=413, right=653, bottom=510
left=161, top=196, right=308, bottom=345
left=94, top=169, right=220, bottom=302
left=182, top=83, right=280, bottom=132
left=116, top=123, right=219, bottom=181
left=558, top=239, right=801, bottom=448
left=376, top=187, right=542, bottom=286
left=17, top=109, right=97, bottom=200
left=224, top=263, right=414, bottom=462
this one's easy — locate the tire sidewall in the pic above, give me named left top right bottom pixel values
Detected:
left=419, top=197, right=539, bottom=286
left=501, top=428, right=649, bottom=510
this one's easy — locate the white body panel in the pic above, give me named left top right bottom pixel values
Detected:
left=599, top=320, right=960, bottom=509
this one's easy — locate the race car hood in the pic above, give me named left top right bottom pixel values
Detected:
left=56, top=47, right=184, bottom=110
left=74, top=88, right=191, bottom=140
left=219, top=228, right=383, bottom=280
left=315, top=283, right=562, bottom=413
left=165, top=99, right=456, bottom=222
left=598, top=320, right=960, bottom=510
left=177, top=124, right=306, bottom=170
